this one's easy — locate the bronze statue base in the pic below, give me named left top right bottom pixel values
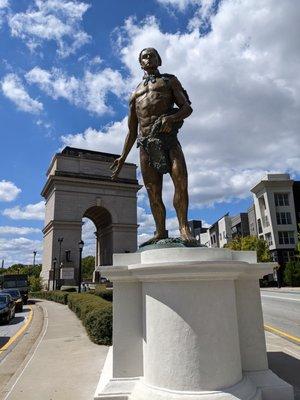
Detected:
left=138, top=237, right=205, bottom=252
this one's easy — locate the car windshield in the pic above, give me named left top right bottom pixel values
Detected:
left=3, top=280, right=27, bottom=288
left=0, top=295, right=8, bottom=304
left=2, top=290, right=20, bottom=297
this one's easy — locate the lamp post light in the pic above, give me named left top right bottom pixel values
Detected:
left=58, top=237, right=64, bottom=266
left=33, top=250, right=37, bottom=267
left=52, top=257, right=57, bottom=290
left=78, top=240, right=84, bottom=293
left=57, top=237, right=64, bottom=290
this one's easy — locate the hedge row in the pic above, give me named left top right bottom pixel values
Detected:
left=30, top=290, right=69, bottom=304
left=91, top=284, right=113, bottom=302
left=31, top=291, right=112, bottom=345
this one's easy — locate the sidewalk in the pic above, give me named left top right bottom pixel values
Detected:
left=266, top=331, right=300, bottom=399
left=1, top=299, right=299, bottom=400
left=1, top=300, right=108, bottom=400
left=262, top=287, right=300, bottom=294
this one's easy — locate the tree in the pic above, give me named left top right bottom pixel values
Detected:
left=82, top=256, right=95, bottom=281
left=284, top=260, right=300, bottom=287
left=225, top=236, right=272, bottom=262
left=0, top=264, right=42, bottom=277
left=29, top=275, right=43, bottom=292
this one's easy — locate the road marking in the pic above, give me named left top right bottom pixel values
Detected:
left=3, top=305, right=48, bottom=400
left=264, top=324, right=300, bottom=344
left=0, top=307, right=33, bottom=352
left=261, top=294, right=300, bottom=302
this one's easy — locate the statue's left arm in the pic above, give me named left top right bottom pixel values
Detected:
left=161, top=76, right=193, bottom=133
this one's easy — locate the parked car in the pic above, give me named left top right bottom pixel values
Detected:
left=0, top=293, right=15, bottom=324
left=0, top=274, right=28, bottom=304
left=1, top=289, right=23, bottom=312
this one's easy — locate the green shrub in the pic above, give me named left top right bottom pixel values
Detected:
left=85, top=307, right=112, bottom=345
left=31, top=290, right=69, bottom=304
left=94, top=284, right=113, bottom=302
left=67, top=293, right=109, bottom=319
left=284, top=261, right=300, bottom=286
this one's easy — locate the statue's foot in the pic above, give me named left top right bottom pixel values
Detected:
left=180, top=225, right=197, bottom=244
left=140, top=232, right=168, bottom=247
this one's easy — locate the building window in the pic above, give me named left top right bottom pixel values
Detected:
left=282, top=250, right=295, bottom=263
left=263, top=215, right=270, bottom=227
left=278, top=231, right=295, bottom=245
left=257, top=219, right=262, bottom=234
left=265, top=233, right=273, bottom=246
left=274, top=193, right=289, bottom=206
left=276, top=212, right=292, bottom=225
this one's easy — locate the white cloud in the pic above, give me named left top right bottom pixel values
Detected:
left=81, top=217, right=96, bottom=257
left=1, top=73, right=43, bottom=113
left=0, top=180, right=21, bottom=202
left=8, top=0, right=90, bottom=58
left=0, top=236, right=42, bottom=266
left=26, top=66, right=128, bottom=115
left=0, top=0, right=9, bottom=7
left=0, top=226, right=41, bottom=235
left=115, top=0, right=300, bottom=207
left=61, top=118, right=139, bottom=163
left=59, top=0, right=300, bottom=211
left=0, top=0, right=9, bottom=28
left=3, top=201, right=45, bottom=220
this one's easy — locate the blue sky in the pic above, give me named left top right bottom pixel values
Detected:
left=0, top=0, right=299, bottom=265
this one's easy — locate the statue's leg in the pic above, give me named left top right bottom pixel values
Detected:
left=169, top=144, right=195, bottom=242
left=140, top=148, right=168, bottom=242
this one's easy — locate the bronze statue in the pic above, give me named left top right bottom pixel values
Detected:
left=111, top=47, right=195, bottom=245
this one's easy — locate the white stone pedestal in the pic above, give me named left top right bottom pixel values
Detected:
left=94, top=248, right=294, bottom=400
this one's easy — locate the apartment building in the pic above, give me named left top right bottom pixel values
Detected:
left=188, top=220, right=208, bottom=246
left=251, top=174, right=299, bottom=264
left=205, top=174, right=299, bottom=265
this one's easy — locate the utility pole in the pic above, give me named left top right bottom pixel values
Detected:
left=33, top=250, right=37, bottom=267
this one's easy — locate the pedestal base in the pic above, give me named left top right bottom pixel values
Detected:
left=95, top=349, right=293, bottom=400
left=94, top=248, right=294, bottom=400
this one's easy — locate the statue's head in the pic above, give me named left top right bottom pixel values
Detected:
left=139, top=48, right=162, bottom=71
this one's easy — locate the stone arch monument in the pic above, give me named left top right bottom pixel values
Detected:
left=40, top=146, right=141, bottom=288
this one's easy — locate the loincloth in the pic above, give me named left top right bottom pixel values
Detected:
left=137, top=110, right=183, bottom=174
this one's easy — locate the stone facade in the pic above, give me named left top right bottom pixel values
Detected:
left=41, top=146, right=141, bottom=288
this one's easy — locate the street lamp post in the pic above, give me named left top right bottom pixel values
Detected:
left=78, top=240, right=84, bottom=293
left=33, top=250, right=37, bottom=267
left=57, top=237, right=64, bottom=290
left=52, top=257, right=57, bottom=290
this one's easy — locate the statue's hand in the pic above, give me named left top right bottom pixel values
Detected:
left=160, top=116, right=173, bottom=134
left=110, top=157, right=125, bottom=180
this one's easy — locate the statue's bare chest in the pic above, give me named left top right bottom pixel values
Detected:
left=134, top=79, right=173, bottom=116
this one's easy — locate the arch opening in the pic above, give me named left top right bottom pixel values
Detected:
left=82, top=206, right=113, bottom=270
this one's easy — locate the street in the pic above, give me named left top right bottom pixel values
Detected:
left=0, top=306, right=32, bottom=354
left=261, top=290, right=300, bottom=341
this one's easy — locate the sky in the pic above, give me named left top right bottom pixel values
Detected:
left=0, top=0, right=299, bottom=266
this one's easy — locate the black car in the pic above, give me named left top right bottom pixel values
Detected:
left=0, top=294, right=15, bottom=324
left=1, top=289, right=23, bottom=312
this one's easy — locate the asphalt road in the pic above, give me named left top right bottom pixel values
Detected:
left=261, top=290, right=300, bottom=340
left=0, top=306, right=31, bottom=350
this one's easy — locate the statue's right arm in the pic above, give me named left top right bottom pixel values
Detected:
left=110, top=97, right=138, bottom=180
